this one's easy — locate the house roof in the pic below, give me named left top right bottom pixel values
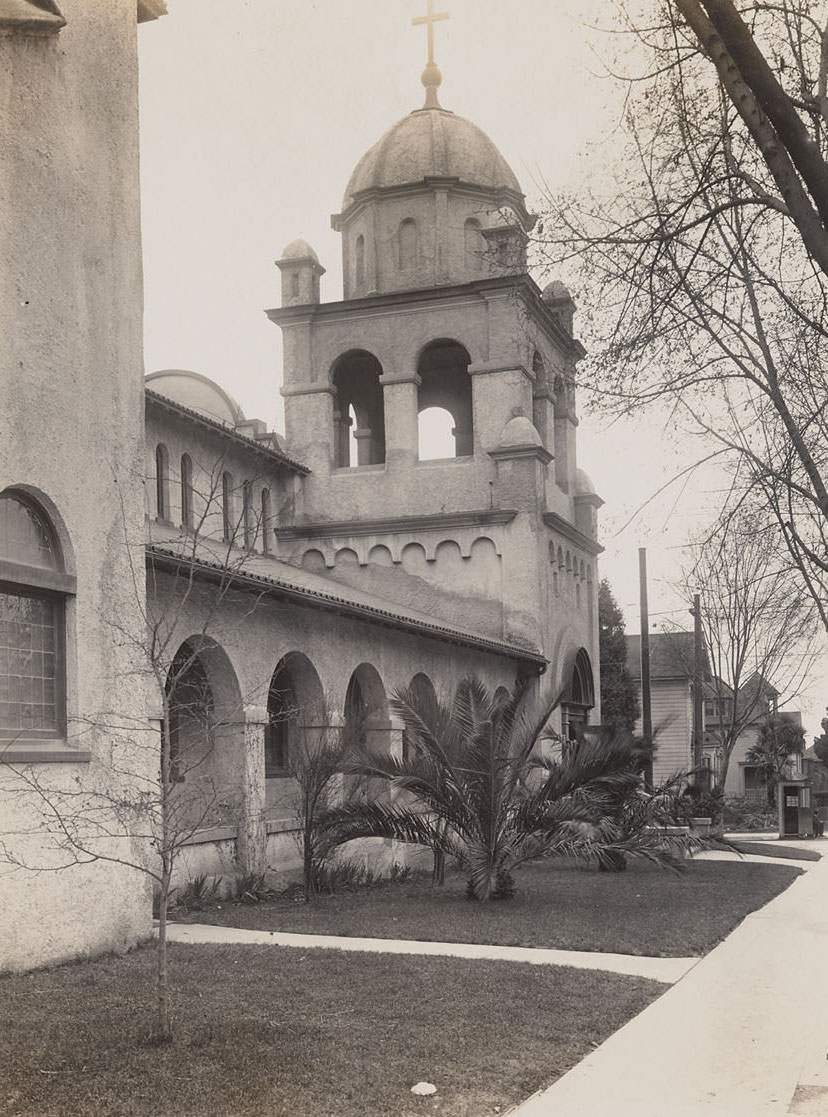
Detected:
left=146, top=541, right=547, bottom=669
left=625, top=632, right=708, bottom=681
left=145, top=389, right=309, bottom=475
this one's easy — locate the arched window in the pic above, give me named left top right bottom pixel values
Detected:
left=355, top=234, right=365, bottom=289
left=398, top=219, right=418, bottom=270
left=180, top=454, right=193, bottom=533
left=464, top=218, right=485, bottom=270
left=0, top=491, right=74, bottom=743
left=155, top=443, right=170, bottom=521
left=242, top=480, right=253, bottom=550
left=261, top=488, right=271, bottom=554
left=221, top=471, right=234, bottom=543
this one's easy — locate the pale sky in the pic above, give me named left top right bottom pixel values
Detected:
left=137, top=0, right=826, bottom=734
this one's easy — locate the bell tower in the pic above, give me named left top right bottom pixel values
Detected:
left=267, top=7, right=602, bottom=678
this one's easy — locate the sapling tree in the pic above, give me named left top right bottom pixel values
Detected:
left=0, top=454, right=278, bottom=1039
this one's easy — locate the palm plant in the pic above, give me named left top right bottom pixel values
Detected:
left=317, top=677, right=681, bottom=901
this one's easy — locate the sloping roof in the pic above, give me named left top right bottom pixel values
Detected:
left=145, top=389, right=309, bottom=475
left=146, top=541, right=546, bottom=668
left=625, top=632, right=704, bottom=682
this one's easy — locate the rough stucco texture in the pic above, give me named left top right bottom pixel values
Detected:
left=0, top=1, right=153, bottom=972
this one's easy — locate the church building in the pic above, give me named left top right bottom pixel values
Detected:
left=0, top=0, right=602, bottom=972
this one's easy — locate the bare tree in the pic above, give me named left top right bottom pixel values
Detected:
left=679, top=510, right=818, bottom=796
left=0, top=457, right=277, bottom=1039
left=539, top=1, right=828, bottom=627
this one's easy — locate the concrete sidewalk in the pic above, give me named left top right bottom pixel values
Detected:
left=164, top=922, right=696, bottom=983
left=510, top=840, right=828, bottom=1116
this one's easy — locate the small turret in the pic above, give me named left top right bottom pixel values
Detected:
left=542, top=280, right=575, bottom=335
left=276, top=239, right=325, bottom=307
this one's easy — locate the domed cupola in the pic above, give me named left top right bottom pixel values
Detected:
left=332, top=15, right=534, bottom=299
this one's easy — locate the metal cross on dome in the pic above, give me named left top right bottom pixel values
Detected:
left=412, top=0, right=449, bottom=108
left=412, top=0, right=449, bottom=67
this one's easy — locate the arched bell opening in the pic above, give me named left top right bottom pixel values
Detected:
left=417, top=340, right=473, bottom=459
left=332, top=350, right=385, bottom=467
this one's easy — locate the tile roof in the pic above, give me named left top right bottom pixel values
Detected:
left=146, top=541, right=547, bottom=668
left=145, top=389, right=309, bottom=474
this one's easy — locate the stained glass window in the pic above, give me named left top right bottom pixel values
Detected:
left=0, top=493, right=65, bottom=740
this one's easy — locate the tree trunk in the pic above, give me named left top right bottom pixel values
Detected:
left=303, top=821, right=314, bottom=902
left=156, top=867, right=172, bottom=1042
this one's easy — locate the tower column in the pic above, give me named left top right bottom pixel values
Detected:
left=379, top=373, right=421, bottom=467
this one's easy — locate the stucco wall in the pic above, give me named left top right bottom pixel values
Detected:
left=0, top=1, right=153, bottom=972
left=147, top=563, right=555, bottom=882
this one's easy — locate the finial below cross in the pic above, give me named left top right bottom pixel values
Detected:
left=412, top=0, right=449, bottom=68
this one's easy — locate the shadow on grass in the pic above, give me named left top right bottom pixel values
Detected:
left=175, top=857, right=802, bottom=957
left=0, top=943, right=663, bottom=1117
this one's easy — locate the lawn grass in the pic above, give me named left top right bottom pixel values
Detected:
left=0, top=943, right=662, bottom=1117
left=177, top=858, right=802, bottom=957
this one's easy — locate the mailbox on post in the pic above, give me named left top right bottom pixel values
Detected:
left=778, top=779, right=812, bottom=838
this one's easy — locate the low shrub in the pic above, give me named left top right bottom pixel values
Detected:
left=671, top=788, right=724, bottom=824
left=233, top=872, right=274, bottom=905
left=722, top=796, right=777, bottom=832
left=314, top=859, right=412, bottom=894
left=174, top=874, right=220, bottom=912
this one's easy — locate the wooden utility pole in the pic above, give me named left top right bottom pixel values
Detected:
left=691, top=592, right=706, bottom=786
left=639, top=548, right=653, bottom=789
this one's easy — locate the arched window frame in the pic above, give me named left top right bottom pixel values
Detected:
left=0, top=490, right=77, bottom=755
left=464, top=217, right=485, bottom=271
left=242, top=480, right=253, bottom=550
left=180, top=453, right=194, bottom=533
left=260, top=488, right=272, bottom=554
left=398, top=218, right=418, bottom=270
left=155, top=443, right=170, bottom=521
left=221, top=471, right=234, bottom=543
left=355, top=234, right=365, bottom=289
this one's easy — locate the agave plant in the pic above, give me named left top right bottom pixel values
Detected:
left=316, top=677, right=668, bottom=900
